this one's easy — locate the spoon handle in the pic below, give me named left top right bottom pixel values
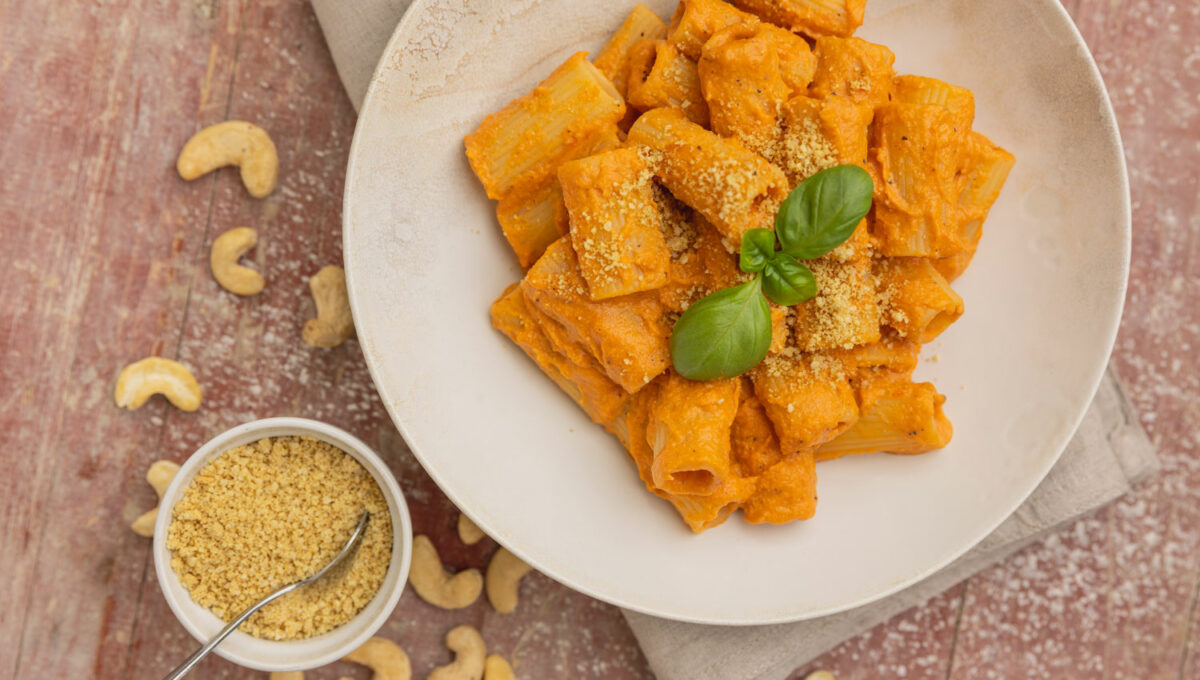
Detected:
left=160, top=512, right=368, bottom=680
left=161, top=581, right=301, bottom=680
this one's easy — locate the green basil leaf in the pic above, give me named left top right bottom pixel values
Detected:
left=762, top=255, right=817, bottom=306
left=775, top=164, right=873, bottom=260
left=670, top=277, right=772, bottom=381
left=739, top=228, right=777, bottom=274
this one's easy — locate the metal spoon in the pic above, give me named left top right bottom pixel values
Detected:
left=162, top=511, right=371, bottom=680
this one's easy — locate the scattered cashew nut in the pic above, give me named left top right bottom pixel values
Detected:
left=302, top=265, right=354, bottom=348
left=484, top=654, right=515, bottom=680
left=804, top=672, right=835, bottom=680
left=342, top=636, right=412, bottom=680
left=429, top=625, right=486, bottom=680
left=114, top=357, right=202, bottom=412
left=409, top=534, right=483, bottom=609
left=457, top=513, right=485, bottom=545
left=129, top=460, right=180, bottom=537
left=176, top=121, right=278, bottom=198
left=268, top=673, right=304, bottom=680
left=485, top=547, right=533, bottom=615
left=210, top=227, right=265, bottom=296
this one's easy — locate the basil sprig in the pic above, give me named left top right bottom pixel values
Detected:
left=670, top=165, right=873, bottom=380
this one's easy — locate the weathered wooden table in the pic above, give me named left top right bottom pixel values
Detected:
left=2, top=1, right=1197, bottom=678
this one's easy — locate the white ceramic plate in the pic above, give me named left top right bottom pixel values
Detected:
left=343, top=0, right=1129, bottom=624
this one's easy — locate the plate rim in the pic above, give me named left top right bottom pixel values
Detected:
left=342, top=0, right=1132, bottom=625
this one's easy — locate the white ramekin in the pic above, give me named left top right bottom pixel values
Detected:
left=152, top=417, right=412, bottom=672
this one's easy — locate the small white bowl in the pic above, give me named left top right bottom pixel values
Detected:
left=152, top=417, right=412, bottom=672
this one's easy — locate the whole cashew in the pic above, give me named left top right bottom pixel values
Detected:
left=804, top=672, right=835, bottom=680
left=114, top=357, right=202, bottom=412
left=428, top=625, right=486, bottom=680
left=484, top=654, right=515, bottom=680
left=269, top=673, right=304, bottom=680
left=176, top=121, right=278, bottom=198
left=409, top=534, right=483, bottom=609
left=210, top=227, right=265, bottom=296
left=130, top=460, right=180, bottom=537
left=342, top=636, right=412, bottom=680
left=302, top=265, right=355, bottom=348
left=457, top=513, right=485, bottom=546
left=485, top=548, right=533, bottom=615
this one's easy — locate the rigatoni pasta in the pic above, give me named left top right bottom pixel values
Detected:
left=729, top=0, right=867, bottom=39
left=647, top=373, right=741, bottom=495
left=816, top=373, right=952, bottom=461
left=465, top=52, right=624, bottom=200
left=809, top=36, right=896, bottom=110
left=698, top=24, right=792, bottom=158
left=594, top=4, right=670, bottom=96
left=466, top=0, right=1013, bottom=533
left=495, top=123, right=622, bottom=268
left=559, top=147, right=672, bottom=300
left=626, top=40, right=710, bottom=126
left=627, top=107, right=788, bottom=244
left=667, top=0, right=759, bottom=60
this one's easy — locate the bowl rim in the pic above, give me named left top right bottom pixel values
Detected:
left=152, top=417, right=413, bottom=671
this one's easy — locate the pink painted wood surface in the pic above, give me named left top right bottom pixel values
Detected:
left=0, top=0, right=1195, bottom=678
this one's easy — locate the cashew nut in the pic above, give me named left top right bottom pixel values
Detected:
left=804, top=672, right=836, bottom=680
left=176, top=121, right=278, bottom=198
left=302, top=265, right=354, bottom=348
left=409, top=534, right=483, bottom=609
left=485, top=547, right=533, bottom=615
left=484, top=654, right=515, bottom=680
left=428, top=625, right=486, bottom=680
left=114, top=357, right=202, bottom=412
left=342, top=636, right=412, bottom=680
left=457, top=513, right=485, bottom=545
left=130, top=460, right=180, bottom=537
left=269, top=673, right=304, bottom=680
left=210, top=227, right=265, bottom=296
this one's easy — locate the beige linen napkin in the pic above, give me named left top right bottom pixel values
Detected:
left=311, top=2, right=1159, bottom=677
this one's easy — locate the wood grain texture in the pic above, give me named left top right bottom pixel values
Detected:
left=1, top=0, right=240, bottom=677
left=0, top=0, right=1195, bottom=678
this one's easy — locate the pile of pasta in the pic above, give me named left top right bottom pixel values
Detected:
left=465, top=0, right=1014, bottom=532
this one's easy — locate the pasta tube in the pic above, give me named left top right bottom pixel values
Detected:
left=626, top=40, right=709, bottom=126
left=490, top=285, right=630, bottom=424
left=521, top=238, right=670, bottom=392
left=466, top=52, right=625, bottom=200
left=875, top=257, right=964, bottom=342
left=593, top=4, right=669, bottom=98
left=870, top=103, right=968, bottom=257
left=730, top=386, right=784, bottom=477
left=495, top=124, right=622, bottom=268
left=559, top=148, right=671, bottom=300
left=816, top=374, right=952, bottom=460
left=647, top=373, right=741, bottom=496
left=627, top=107, right=788, bottom=244
left=751, top=351, right=858, bottom=454
left=809, top=36, right=896, bottom=111
left=698, top=24, right=792, bottom=159
left=741, top=452, right=818, bottom=524
left=777, top=94, right=872, bottom=186
left=666, top=0, right=759, bottom=61
left=791, top=227, right=880, bottom=350
left=729, top=0, right=866, bottom=38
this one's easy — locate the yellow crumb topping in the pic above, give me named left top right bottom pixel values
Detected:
left=167, top=436, right=392, bottom=641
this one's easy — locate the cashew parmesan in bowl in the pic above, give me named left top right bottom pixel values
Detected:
left=166, top=435, right=393, bottom=641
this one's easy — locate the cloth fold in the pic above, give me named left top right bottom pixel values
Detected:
left=311, top=2, right=1158, bottom=677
